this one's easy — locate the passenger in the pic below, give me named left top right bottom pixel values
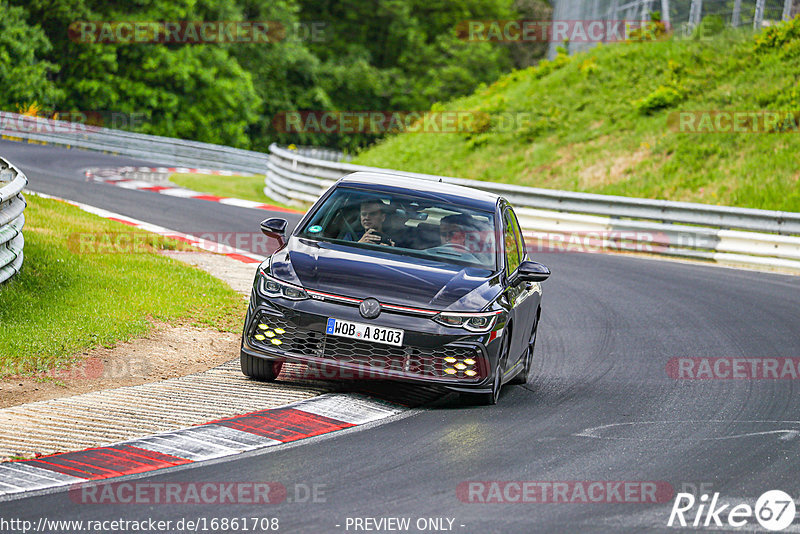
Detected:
left=343, top=200, right=396, bottom=246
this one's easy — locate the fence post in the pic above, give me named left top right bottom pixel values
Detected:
left=609, top=0, right=619, bottom=21
left=754, top=0, right=765, bottom=29
left=689, top=0, right=703, bottom=29
left=783, top=0, right=793, bottom=20
left=661, top=0, right=671, bottom=25
left=731, top=0, right=742, bottom=26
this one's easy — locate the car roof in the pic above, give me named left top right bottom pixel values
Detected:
left=337, top=171, right=500, bottom=212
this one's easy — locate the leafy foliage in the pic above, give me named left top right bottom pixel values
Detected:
left=0, top=2, right=63, bottom=110
left=2, top=0, right=536, bottom=151
left=354, top=19, right=800, bottom=212
left=634, top=86, right=683, bottom=114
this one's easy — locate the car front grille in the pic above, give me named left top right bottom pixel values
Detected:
left=250, top=311, right=485, bottom=381
left=250, top=313, right=324, bottom=357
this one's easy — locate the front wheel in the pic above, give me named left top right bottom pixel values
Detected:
left=509, top=310, right=540, bottom=386
left=462, top=335, right=508, bottom=406
left=508, top=346, right=531, bottom=385
left=241, top=350, right=283, bottom=381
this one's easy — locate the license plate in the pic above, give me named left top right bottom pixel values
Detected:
left=326, top=318, right=404, bottom=347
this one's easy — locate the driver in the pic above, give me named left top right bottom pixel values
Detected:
left=344, top=199, right=395, bottom=246
left=439, top=213, right=478, bottom=248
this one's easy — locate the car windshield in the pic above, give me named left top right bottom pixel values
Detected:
left=297, top=186, right=498, bottom=270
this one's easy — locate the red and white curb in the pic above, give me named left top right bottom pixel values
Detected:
left=0, top=394, right=405, bottom=498
left=86, top=167, right=301, bottom=214
left=89, top=166, right=256, bottom=177
left=5, top=193, right=431, bottom=499
left=30, top=191, right=265, bottom=265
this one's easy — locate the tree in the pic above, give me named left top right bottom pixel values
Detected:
left=11, top=0, right=260, bottom=148
left=0, top=2, right=63, bottom=110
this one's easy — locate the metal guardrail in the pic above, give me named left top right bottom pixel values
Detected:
left=0, top=112, right=271, bottom=174
left=0, top=158, right=26, bottom=284
left=266, top=143, right=800, bottom=273
left=2, top=110, right=797, bottom=273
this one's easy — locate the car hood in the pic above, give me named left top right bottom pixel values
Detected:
left=269, top=238, right=502, bottom=311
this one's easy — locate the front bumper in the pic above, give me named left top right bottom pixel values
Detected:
left=241, top=296, right=502, bottom=392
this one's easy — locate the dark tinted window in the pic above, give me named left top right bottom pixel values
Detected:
left=509, top=208, right=525, bottom=261
left=503, top=209, right=520, bottom=274
left=298, top=187, right=498, bottom=270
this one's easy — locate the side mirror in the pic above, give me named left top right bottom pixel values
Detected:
left=260, top=218, right=288, bottom=247
left=517, top=260, right=550, bottom=282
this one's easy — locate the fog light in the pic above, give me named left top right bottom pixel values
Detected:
left=465, top=370, right=477, bottom=377
left=464, top=358, right=476, bottom=366
left=444, top=357, right=457, bottom=363
left=274, top=328, right=285, bottom=334
left=271, top=339, right=282, bottom=345
left=444, top=368, right=456, bottom=375
left=258, top=324, right=268, bottom=330
left=455, top=363, right=467, bottom=370
left=265, top=331, right=275, bottom=338
left=255, top=334, right=265, bottom=341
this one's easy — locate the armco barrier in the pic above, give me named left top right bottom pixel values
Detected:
left=266, top=144, right=800, bottom=273
left=2, top=109, right=797, bottom=274
left=0, top=111, right=270, bottom=174
left=0, top=158, right=26, bottom=283
left=0, top=112, right=350, bottom=175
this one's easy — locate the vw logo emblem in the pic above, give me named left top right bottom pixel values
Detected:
left=359, top=298, right=382, bottom=319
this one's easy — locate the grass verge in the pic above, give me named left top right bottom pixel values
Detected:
left=169, top=172, right=300, bottom=210
left=0, top=194, right=247, bottom=377
left=353, top=20, right=800, bottom=212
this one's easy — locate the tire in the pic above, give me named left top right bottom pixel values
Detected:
left=462, top=334, right=509, bottom=406
left=508, top=346, right=531, bottom=385
left=509, top=309, right=540, bottom=385
left=241, top=350, right=283, bottom=381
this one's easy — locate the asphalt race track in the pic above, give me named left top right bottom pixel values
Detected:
left=0, top=139, right=305, bottom=238
left=2, top=139, right=800, bottom=532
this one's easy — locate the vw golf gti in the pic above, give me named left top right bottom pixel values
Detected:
left=240, top=172, right=550, bottom=404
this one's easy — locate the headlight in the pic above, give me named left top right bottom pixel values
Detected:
left=433, top=311, right=499, bottom=333
left=259, top=270, right=309, bottom=301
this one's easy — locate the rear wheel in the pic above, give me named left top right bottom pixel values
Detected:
left=241, top=351, right=283, bottom=381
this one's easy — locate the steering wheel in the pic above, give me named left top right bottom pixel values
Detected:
left=440, top=242, right=471, bottom=252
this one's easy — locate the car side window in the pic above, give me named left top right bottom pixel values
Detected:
left=509, top=208, right=526, bottom=261
left=503, top=210, right=520, bottom=275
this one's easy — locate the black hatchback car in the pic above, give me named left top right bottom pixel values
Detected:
left=240, top=172, right=550, bottom=404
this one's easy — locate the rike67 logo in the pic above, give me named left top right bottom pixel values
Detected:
left=668, top=490, right=797, bottom=531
